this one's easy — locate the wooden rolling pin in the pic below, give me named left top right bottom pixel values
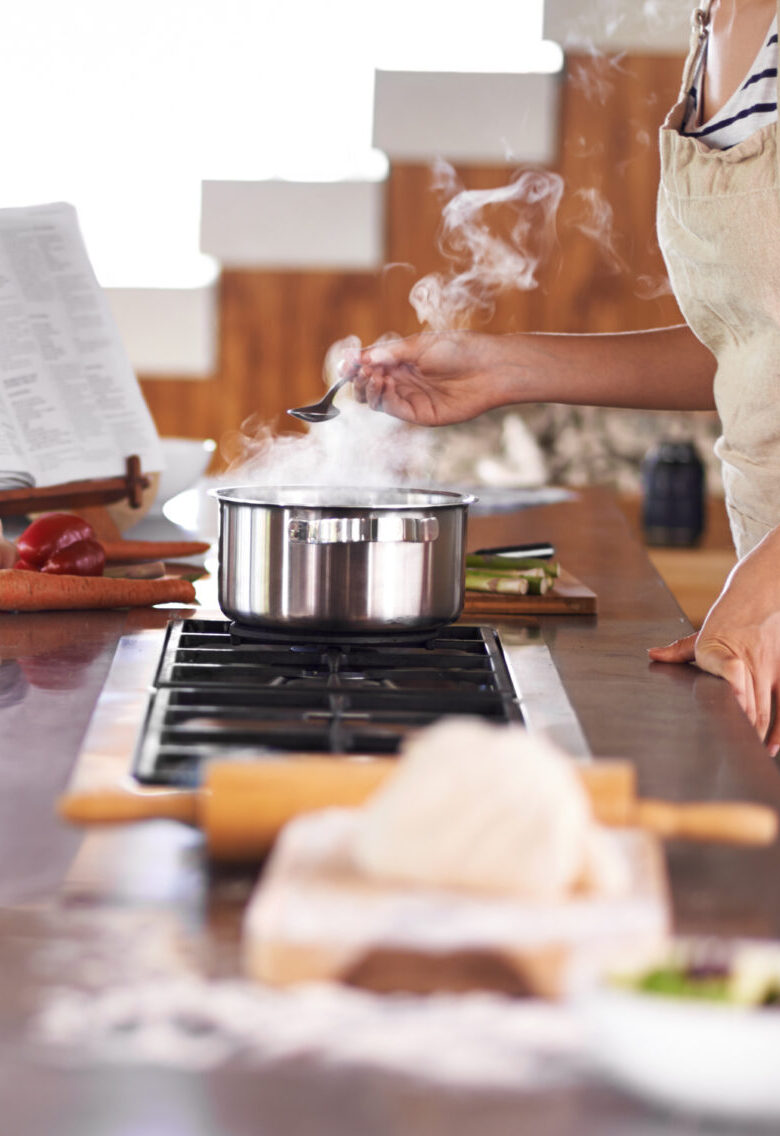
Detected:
left=57, top=757, right=778, bottom=861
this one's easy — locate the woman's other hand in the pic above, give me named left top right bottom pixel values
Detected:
left=349, top=331, right=517, bottom=426
left=648, top=528, right=780, bottom=755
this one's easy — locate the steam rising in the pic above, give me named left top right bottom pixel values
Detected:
left=558, top=0, right=687, bottom=52
left=567, top=54, right=627, bottom=105
left=410, top=162, right=564, bottom=330
left=223, top=6, right=677, bottom=492
left=569, top=188, right=629, bottom=275
left=635, top=274, right=673, bottom=300
left=561, top=0, right=687, bottom=103
left=221, top=335, right=434, bottom=489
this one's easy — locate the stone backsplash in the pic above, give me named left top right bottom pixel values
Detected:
left=432, top=405, right=723, bottom=496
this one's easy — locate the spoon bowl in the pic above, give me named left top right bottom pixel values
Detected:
left=287, top=374, right=350, bottom=423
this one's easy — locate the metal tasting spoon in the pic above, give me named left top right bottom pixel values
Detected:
left=287, top=374, right=351, bottom=423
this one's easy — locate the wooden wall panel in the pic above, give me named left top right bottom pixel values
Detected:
left=140, top=52, right=687, bottom=466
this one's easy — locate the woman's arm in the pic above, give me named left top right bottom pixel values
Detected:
left=352, top=324, right=716, bottom=426
left=649, top=526, right=780, bottom=754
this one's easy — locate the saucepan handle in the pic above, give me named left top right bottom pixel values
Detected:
left=288, top=515, right=440, bottom=544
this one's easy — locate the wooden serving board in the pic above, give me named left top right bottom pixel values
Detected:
left=244, top=809, right=669, bottom=999
left=463, top=567, right=597, bottom=616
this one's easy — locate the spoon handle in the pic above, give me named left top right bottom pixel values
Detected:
left=321, top=373, right=350, bottom=407
left=287, top=372, right=352, bottom=421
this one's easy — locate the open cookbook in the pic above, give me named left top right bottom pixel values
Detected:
left=0, top=202, right=163, bottom=493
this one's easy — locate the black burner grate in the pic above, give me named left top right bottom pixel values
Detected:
left=228, top=620, right=450, bottom=647
left=132, top=618, right=523, bottom=785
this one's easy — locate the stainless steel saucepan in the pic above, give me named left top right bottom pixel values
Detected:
left=211, top=485, right=477, bottom=636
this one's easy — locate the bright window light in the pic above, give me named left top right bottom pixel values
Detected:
left=3, top=1, right=560, bottom=288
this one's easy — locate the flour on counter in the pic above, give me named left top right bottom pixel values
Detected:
left=24, top=905, right=585, bottom=1087
left=31, top=977, right=585, bottom=1087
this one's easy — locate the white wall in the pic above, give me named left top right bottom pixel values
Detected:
left=200, top=179, right=386, bottom=271
left=106, top=282, right=218, bottom=378
left=373, top=71, right=562, bottom=165
left=544, top=0, right=690, bottom=53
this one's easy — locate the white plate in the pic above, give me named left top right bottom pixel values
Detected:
left=149, top=437, right=216, bottom=516
left=581, top=984, right=780, bottom=1121
left=162, top=484, right=219, bottom=539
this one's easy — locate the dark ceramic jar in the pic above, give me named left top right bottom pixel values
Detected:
left=641, top=440, right=705, bottom=547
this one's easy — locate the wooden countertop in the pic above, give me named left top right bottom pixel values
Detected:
left=0, top=486, right=777, bottom=1135
left=617, top=492, right=737, bottom=629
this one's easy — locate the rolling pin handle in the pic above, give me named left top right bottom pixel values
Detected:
left=635, top=800, right=778, bottom=846
left=58, top=788, right=199, bottom=827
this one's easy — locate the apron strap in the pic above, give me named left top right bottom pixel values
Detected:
left=679, top=2, right=714, bottom=100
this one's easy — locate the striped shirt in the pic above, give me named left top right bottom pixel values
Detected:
left=681, top=17, right=778, bottom=149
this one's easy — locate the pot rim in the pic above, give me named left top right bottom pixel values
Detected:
left=209, top=484, right=478, bottom=510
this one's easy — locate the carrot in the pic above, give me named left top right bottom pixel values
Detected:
left=100, top=539, right=211, bottom=564
left=0, top=569, right=197, bottom=611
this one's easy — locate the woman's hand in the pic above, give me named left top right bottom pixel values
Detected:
left=648, top=527, right=780, bottom=754
left=350, top=331, right=519, bottom=426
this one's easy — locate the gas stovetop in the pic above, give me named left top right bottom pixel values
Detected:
left=133, top=619, right=524, bottom=785
left=75, top=615, right=590, bottom=792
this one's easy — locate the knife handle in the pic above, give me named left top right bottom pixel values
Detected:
left=472, top=542, right=555, bottom=559
left=634, top=799, right=778, bottom=845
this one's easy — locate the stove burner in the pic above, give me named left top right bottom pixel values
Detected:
left=132, top=618, right=523, bottom=786
left=228, top=621, right=447, bottom=648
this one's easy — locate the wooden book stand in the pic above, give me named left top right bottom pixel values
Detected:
left=0, top=455, right=151, bottom=540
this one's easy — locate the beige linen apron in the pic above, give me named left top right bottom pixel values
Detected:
left=657, top=0, right=780, bottom=558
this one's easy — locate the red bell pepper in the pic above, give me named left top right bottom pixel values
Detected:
left=16, top=513, right=105, bottom=576
left=17, top=514, right=96, bottom=568
left=40, top=538, right=106, bottom=577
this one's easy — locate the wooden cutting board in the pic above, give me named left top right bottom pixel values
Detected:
left=463, top=567, right=597, bottom=616
left=243, top=809, right=669, bottom=999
